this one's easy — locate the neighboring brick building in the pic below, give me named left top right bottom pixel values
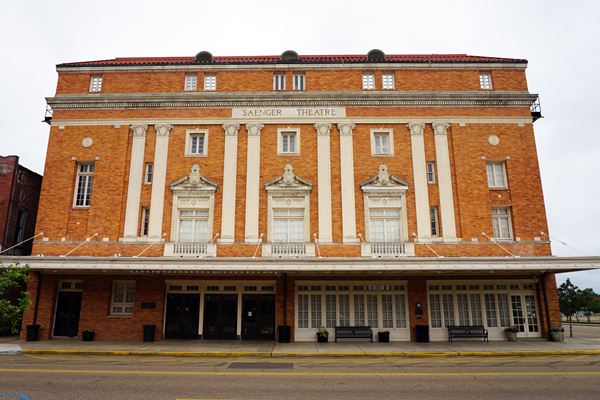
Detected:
left=10, top=50, right=600, bottom=342
left=0, top=156, right=42, bottom=256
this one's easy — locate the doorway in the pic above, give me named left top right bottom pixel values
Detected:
left=53, top=291, right=82, bottom=337
left=511, top=294, right=541, bottom=337
left=242, top=294, right=275, bottom=340
left=165, top=293, right=200, bottom=339
left=203, top=294, right=238, bottom=339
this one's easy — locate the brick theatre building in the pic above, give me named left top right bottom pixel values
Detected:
left=10, top=50, right=600, bottom=342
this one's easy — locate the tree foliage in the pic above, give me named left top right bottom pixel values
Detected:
left=0, top=263, right=30, bottom=334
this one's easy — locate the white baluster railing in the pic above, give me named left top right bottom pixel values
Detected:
left=271, top=242, right=306, bottom=257
left=370, top=242, right=406, bottom=257
left=173, top=242, right=208, bottom=257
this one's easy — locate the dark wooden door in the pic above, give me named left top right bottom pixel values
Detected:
left=203, top=294, right=238, bottom=339
left=53, top=291, right=82, bottom=337
left=242, top=295, right=275, bottom=340
left=165, top=293, right=200, bottom=339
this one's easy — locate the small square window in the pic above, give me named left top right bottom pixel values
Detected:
left=274, top=74, right=286, bottom=91
left=293, top=74, right=305, bottom=91
left=382, top=72, right=395, bottom=90
left=427, top=162, right=436, bottom=183
left=370, top=130, right=393, bottom=156
left=204, top=74, right=216, bottom=91
left=279, top=129, right=300, bottom=155
left=186, top=131, right=208, bottom=156
left=491, top=207, right=513, bottom=240
left=486, top=161, right=507, bottom=188
left=362, top=73, right=375, bottom=90
left=430, top=207, right=439, bottom=237
left=184, top=75, right=197, bottom=91
left=144, top=162, right=153, bottom=184
left=89, top=75, right=102, bottom=92
left=479, top=72, right=492, bottom=89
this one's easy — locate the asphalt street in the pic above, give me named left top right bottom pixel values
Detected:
left=1, top=354, right=599, bottom=400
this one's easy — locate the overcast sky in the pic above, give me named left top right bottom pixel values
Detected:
left=1, top=0, right=598, bottom=290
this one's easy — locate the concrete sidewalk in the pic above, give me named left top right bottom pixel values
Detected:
left=1, top=334, right=599, bottom=357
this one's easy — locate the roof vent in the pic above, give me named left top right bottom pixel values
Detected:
left=195, top=51, right=213, bottom=63
left=281, top=50, right=299, bottom=63
left=367, top=49, right=385, bottom=62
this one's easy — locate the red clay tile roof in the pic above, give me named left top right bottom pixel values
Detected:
left=58, top=54, right=527, bottom=67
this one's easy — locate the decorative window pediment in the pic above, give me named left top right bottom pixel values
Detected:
left=265, top=164, right=312, bottom=194
left=170, top=163, right=218, bottom=193
left=360, top=164, right=409, bottom=194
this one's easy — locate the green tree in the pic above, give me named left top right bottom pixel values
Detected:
left=0, top=263, right=30, bottom=335
left=558, top=279, right=580, bottom=337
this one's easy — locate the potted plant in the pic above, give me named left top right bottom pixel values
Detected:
left=378, top=331, right=390, bottom=343
left=550, top=326, right=565, bottom=342
left=504, top=326, right=518, bottom=342
left=82, top=329, right=95, bottom=341
left=316, top=327, right=329, bottom=343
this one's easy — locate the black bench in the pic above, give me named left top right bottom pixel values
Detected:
left=447, top=325, right=488, bottom=342
left=335, top=326, right=373, bottom=342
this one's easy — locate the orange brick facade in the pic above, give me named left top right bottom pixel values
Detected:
left=17, top=51, right=571, bottom=343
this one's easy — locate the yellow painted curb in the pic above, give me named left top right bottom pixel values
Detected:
left=21, top=349, right=600, bottom=358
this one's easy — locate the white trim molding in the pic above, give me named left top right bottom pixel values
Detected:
left=219, top=123, right=240, bottom=243
left=432, top=123, right=457, bottom=241
left=315, top=123, right=333, bottom=243
left=122, top=124, right=148, bottom=241
left=244, top=123, right=264, bottom=243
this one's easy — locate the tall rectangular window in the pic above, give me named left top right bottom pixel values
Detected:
left=184, top=75, right=197, bottom=91
left=178, top=210, right=209, bottom=242
left=298, top=294, right=309, bottom=328
left=140, top=207, right=149, bottom=237
left=362, top=73, right=375, bottom=90
left=382, top=72, right=395, bottom=89
left=272, top=209, right=304, bottom=242
left=293, top=74, right=305, bottom=91
left=373, top=132, right=390, bottom=155
left=486, top=161, right=507, bottom=188
left=74, top=162, right=94, bottom=207
left=280, top=131, right=298, bottom=154
left=111, top=281, right=135, bottom=315
left=430, top=207, right=439, bottom=237
left=89, top=75, right=102, bottom=92
left=491, top=207, right=513, bottom=240
left=370, top=209, right=401, bottom=242
left=479, top=72, right=492, bottom=89
left=144, top=162, right=153, bottom=184
left=204, top=74, right=216, bottom=91
left=427, top=161, right=436, bottom=183
left=187, top=132, right=206, bottom=156
left=273, top=74, right=286, bottom=90
left=14, top=210, right=27, bottom=243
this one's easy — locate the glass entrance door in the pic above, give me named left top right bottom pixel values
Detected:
left=53, top=291, right=82, bottom=337
left=203, top=294, right=238, bottom=339
left=165, top=293, right=200, bottom=339
left=242, top=294, right=275, bottom=340
left=510, top=294, right=540, bottom=337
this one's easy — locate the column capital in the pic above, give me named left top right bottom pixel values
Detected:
left=245, top=123, right=264, bottom=137
left=155, top=124, right=172, bottom=137
left=130, top=124, right=148, bottom=137
left=407, top=122, right=425, bottom=136
left=223, top=123, right=240, bottom=136
left=314, top=123, right=332, bottom=137
left=432, top=122, right=451, bottom=136
left=337, top=123, right=356, bottom=137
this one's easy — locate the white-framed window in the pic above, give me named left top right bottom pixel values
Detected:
left=111, top=281, right=135, bottom=315
left=382, top=72, right=395, bottom=90
left=178, top=210, right=209, bottom=242
left=486, top=161, right=507, bottom=188
left=430, top=207, right=439, bottom=237
left=89, top=75, right=102, bottom=92
left=491, top=207, right=513, bottom=240
left=140, top=207, right=149, bottom=237
left=204, top=74, right=216, bottom=91
left=427, top=161, right=436, bottom=183
left=369, top=209, right=401, bottom=242
left=185, top=130, right=208, bottom=156
left=73, top=162, right=94, bottom=207
left=184, top=74, right=197, bottom=91
left=144, top=162, right=153, bottom=184
left=274, top=73, right=286, bottom=90
left=278, top=128, right=300, bottom=155
left=293, top=74, right=305, bottom=91
left=479, top=72, right=492, bottom=89
left=370, top=129, right=393, bottom=156
left=362, top=73, right=375, bottom=90
left=272, top=209, right=304, bottom=242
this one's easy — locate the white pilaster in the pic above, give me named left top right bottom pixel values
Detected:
left=148, top=124, right=172, bottom=239
left=220, top=123, right=240, bottom=243
left=244, top=123, right=263, bottom=243
left=338, top=123, right=358, bottom=243
left=315, top=123, right=333, bottom=243
left=123, top=124, right=147, bottom=240
left=408, top=122, right=431, bottom=240
left=432, top=123, right=457, bottom=240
